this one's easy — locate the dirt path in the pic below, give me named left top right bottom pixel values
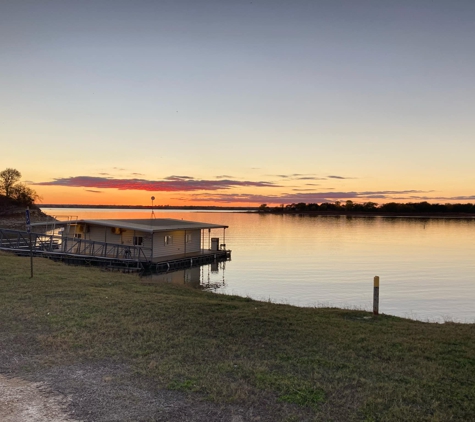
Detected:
left=0, top=375, right=76, bottom=422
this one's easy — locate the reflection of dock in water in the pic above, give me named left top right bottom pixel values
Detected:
left=140, top=261, right=227, bottom=291
left=150, top=249, right=230, bottom=273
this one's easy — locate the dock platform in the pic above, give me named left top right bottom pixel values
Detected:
left=0, top=228, right=231, bottom=273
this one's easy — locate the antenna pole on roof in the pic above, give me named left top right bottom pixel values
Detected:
left=151, top=196, right=156, bottom=219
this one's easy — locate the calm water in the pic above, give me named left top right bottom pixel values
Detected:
left=42, top=208, right=475, bottom=323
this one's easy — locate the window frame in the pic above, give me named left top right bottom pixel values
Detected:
left=133, top=236, right=143, bottom=246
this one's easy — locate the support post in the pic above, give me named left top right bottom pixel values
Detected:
left=26, top=207, right=33, bottom=278
left=373, top=276, right=379, bottom=316
left=29, top=232, right=33, bottom=278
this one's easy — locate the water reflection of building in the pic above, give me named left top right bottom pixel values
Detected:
left=140, top=261, right=227, bottom=291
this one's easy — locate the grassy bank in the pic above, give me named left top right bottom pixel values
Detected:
left=1, top=251, right=474, bottom=421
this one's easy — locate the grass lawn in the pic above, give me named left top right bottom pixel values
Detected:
left=1, top=251, right=474, bottom=421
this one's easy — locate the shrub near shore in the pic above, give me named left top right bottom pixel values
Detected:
left=1, top=251, right=474, bottom=421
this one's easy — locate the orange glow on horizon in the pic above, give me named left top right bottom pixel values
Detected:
left=35, top=186, right=260, bottom=207
left=32, top=184, right=475, bottom=208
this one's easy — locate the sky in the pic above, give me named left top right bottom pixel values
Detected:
left=1, top=0, right=474, bottom=206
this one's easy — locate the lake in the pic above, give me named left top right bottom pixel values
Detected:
left=41, top=208, right=475, bottom=323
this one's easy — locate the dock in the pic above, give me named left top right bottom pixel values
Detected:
left=0, top=228, right=231, bottom=273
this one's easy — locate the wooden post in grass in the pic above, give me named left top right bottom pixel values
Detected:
left=373, top=276, right=379, bottom=315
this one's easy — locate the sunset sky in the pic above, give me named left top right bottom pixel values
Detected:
left=2, top=0, right=474, bottom=206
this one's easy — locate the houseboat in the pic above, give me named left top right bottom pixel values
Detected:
left=0, top=218, right=230, bottom=272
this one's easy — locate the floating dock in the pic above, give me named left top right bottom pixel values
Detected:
left=0, top=228, right=231, bottom=273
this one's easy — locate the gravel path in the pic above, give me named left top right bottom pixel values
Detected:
left=0, top=363, right=270, bottom=421
left=0, top=354, right=278, bottom=422
left=0, top=359, right=271, bottom=422
left=0, top=375, right=75, bottom=422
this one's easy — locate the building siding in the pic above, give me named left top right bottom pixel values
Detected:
left=152, top=229, right=201, bottom=258
left=65, top=224, right=201, bottom=260
left=185, top=229, right=201, bottom=254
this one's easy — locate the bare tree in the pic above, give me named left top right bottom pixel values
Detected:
left=11, top=183, right=40, bottom=206
left=0, top=168, right=40, bottom=205
left=0, top=168, right=22, bottom=197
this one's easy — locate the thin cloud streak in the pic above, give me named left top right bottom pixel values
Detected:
left=188, top=190, right=430, bottom=204
left=296, top=177, right=323, bottom=180
left=34, top=176, right=280, bottom=192
left=270, top=174, right=326, bottom=180
left=164, top=175, right=195, bottom=181
left=407, top=195, right=475, bottom=201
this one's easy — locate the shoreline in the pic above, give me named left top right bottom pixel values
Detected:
left=258, top=210, right=475, bottom=218
left=0, top=210, right=56, bottom=230
left=39, top=205, right=475, bottom=218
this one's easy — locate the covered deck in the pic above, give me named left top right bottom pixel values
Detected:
left=0, top=216, right=231, bottom=272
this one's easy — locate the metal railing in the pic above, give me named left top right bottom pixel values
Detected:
left=0, top=229, right=151, bottom=262
left=0, top=229, right=32, bottom=250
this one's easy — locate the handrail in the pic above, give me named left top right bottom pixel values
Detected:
left=0, top=229, right=151, bottom=261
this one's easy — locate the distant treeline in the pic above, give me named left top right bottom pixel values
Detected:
left=41, top=204, right=256, bottom=211
left=258, top=201, right=475, bottom=215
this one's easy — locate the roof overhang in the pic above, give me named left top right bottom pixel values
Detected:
left=32, top=218, right=228, bottom=234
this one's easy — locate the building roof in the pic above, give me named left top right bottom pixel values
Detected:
left=33, top=218, right=228, bottom=234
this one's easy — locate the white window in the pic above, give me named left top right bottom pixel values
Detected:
left=74, top=233, right=82, bottom=239
left=164, top=235, right=173, bottom=245
left=186, top=233, right=192, bottom=243
left=133, top=236, right=143, bottom=246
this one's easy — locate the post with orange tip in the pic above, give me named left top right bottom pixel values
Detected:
left=373, top=276, right=379, bottom=316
